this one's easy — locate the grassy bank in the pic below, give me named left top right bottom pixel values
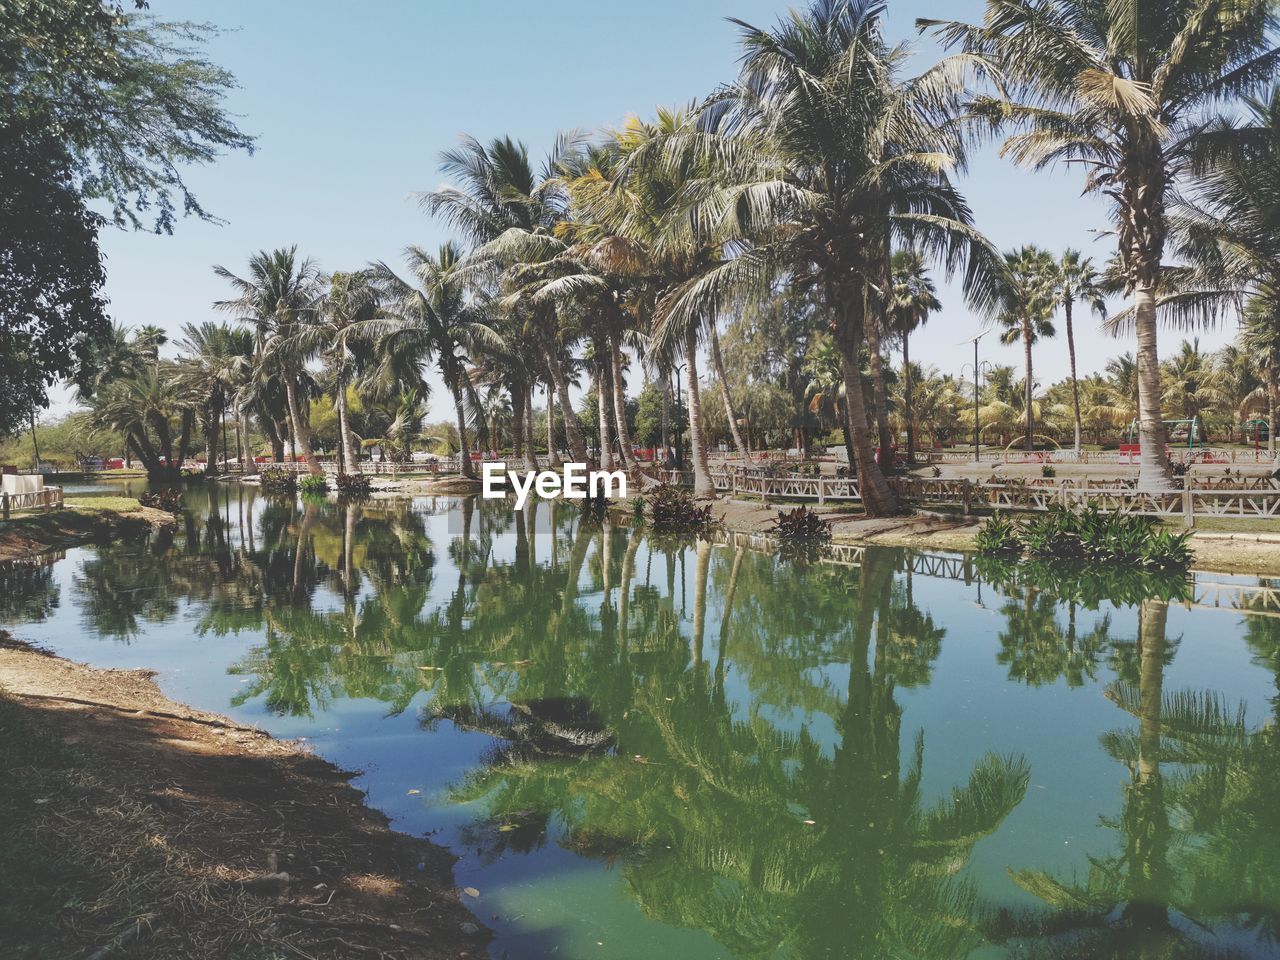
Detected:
left=0, top=638, right=485, bottom=959
left=0, top=501, right=166, bottom=562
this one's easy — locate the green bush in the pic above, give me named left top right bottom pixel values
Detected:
left=336, top=472, right=372, bottom=497
left=643, top=483, right=715, bottom=534
left=258, top=467, right=297, bottom=494
left=975, top=511, right=1022, bottom=556
left=299, top=474, right=329, bottom=496
left=1041, top=464, right=1056, bottom=478
left=979, top=506, right=1192, bottom=571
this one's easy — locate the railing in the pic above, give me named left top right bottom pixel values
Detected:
left=1, top=486, right=64, bottom=520
left=638, top=465, right=1280, bottom=528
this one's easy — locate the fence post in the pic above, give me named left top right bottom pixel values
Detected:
left=818, top=476, right=826, bottom=506
left=962, top=480, right=971, bottom=517
left=2, top=492, right=8, bottom=521
left=1182, top=489, right=1194, bottom=528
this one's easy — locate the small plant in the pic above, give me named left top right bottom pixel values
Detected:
left=258, top=467, right=297, bottom=494
left=771, top=505, right=831, bottom=562
left=336, top=472, right=372, bottom=497
left=138, top=488, right=183, bottom=512
left=630, top=495, right=647, bottom=528
left=1041, top=464, right=1056, bottom=478
left=644, top=483, right=716, bottom=534
left=771, top=506, right=831, bottom=545
left=977, top=505, right=1192, bottom=571
left=299, top=474, right=329, bottom=496
left=975, top=511, right=1023, bottom=556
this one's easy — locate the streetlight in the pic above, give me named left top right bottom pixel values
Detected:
left=960, top=329, right=994, bottom=463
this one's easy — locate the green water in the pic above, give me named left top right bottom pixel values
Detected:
left=3, top=485, right=1279, bottom=959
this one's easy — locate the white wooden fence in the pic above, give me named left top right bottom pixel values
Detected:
left=1, top=486, right=64, bottom=520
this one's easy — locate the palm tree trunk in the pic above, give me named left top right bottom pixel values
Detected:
left=691, top=538, right=711, bottom=669
left=1126, top=597, right=1171, bottom=929
left=337, top=384, right=360, bottom=474
left=708, top=323, right=750, bottom=462
left=610, top=337, right=639, bottom=472
left=1134, top=284, right=1172, bottom=489
left=204, top=415, right=218, bottom=478
left=1270, top=365, right=1278, bottom=467
left=543, top=345, right=588, bottom=463
left=239, top=406, right=257, bottom=475
left=1023, top=319, right=1035, bottom=452
left=511, top=385, right=525, bottom=465
left=523, top=383, right=539, bottom=470
left=545, top=385, right=560, bottom=468
left=452, top=386, right=474, bottom=479
left=596, top=356, right=614, bottom=471
left=284, top=374, right=323, bottom=475
left=865, top=311, right=894, bottom=458
left=903, top=332, right=915, bottom=464
left=1065, top=298, right=1083, bottom=455
left=838, top=301, right=897, bottom=516
left=684, top=327, right=714, bottom=497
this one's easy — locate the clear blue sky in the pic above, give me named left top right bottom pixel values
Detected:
left=73, top=0, right=1232, bottom=423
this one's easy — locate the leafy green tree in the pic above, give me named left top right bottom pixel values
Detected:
left=924, top=0, right=1280, bottom=489
left=214, top=248, right=326, bottom=475
left=1049, top=251, right=1108, bottom=455
left=996, top=246, right=1057, bottom=451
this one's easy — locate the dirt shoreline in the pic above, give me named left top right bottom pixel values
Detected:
left=0, top=504, right=177, bottom=563
left=0, top=636, right=486, bottom=959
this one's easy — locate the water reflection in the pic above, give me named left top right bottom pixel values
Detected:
left=1, top=486, right=1278, bottom=959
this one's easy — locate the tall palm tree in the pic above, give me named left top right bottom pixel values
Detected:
left=418, top=133, right=592, bottom=464
left=1240, top=305, right=1280, bottom=463
left=996, top=246, right=1057, bottom=452
left=172, top=322, right=254, bottom=476
left=560, top=109, right=746, bottom=491
left=214, top=247, right=326, bottom=475
left=298, top=270, right=382, bottom=474
left=923, top=0, right=1280, bottom=489
left=668, top=0, right=1001, bottom=514
left=889, top=251, right=941, bottom=463
left=1049, top=251, right=1108, bottom=455
left=370, top=244, right=493, bottom=480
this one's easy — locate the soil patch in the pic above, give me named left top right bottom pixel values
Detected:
left=0, top=636, right=486, bottom=959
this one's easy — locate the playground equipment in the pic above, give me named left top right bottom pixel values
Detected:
left=1000, top=435, right=1063, bottom=464
left=1120, top=416, right=1207, bottom=463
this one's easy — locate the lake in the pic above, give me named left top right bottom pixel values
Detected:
left=3, top=484, right=1278, bottom=959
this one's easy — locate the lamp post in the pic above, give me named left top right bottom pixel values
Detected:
left=960, top=330, right=993, bottom=463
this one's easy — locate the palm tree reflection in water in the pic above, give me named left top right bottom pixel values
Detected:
left=16, top=486, right=1279, bottom=959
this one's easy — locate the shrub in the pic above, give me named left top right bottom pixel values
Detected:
left=336, top=472, right=372, bottom=497
left=258, top=467, right=297, bottom=494
left=978, top=506, right=1192, bottom=571
left=630, top=495, right=647, bottom=528
left=771, top=506, right=831, bottom=545
left=138, top=488, right=182, bottom=512
left=771, top=505, right=831, bottom=562
left=644, top=483, right=715, bottom=534
left=1041, top=464, right=1056, bottom=478
left=975, top=511, right=1023, bottom=556
left=299, top=474, right=329, bottom=496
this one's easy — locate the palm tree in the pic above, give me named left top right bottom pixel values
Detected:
left=418, top=133, right=592, bottom=465
left=996, top=246, right=1057, bottom=452
left=214, top=247, right=326, bottom=475
left=301, top=270, right=382, bottom=474
left=1049, top=251, right=1108, bottom=455
left=889, top=251, right=941, bottom=463
left=370, top=244, right=493, bottom=480
left=558, top=110, right=732, bottom=493
left=668, top=0, right=1001, bottom=514
left=1161, top=338, right=1226, bottom=429
left=1240, top=306, right=1280, bottom=463
left=172, top=322, right=254, bottom=477
left=924, top=0, right=1280, bottom=489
